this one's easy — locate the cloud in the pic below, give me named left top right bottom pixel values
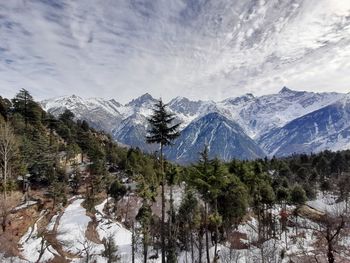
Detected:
left=0, top=0, right=350, bottom=103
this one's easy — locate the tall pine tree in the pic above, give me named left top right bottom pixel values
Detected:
left=146, top=99, right=180, bottom=263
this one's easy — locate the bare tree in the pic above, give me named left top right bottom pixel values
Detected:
left=76, top=229, right=98, bottom=263
left=298, top=204, right=349, bottom=263
left=35, top=229, right=52, bottom=263
left=78, top=238, right=96, bottom=263
left=316, top=214, right=346, bottom=263
left=0, top=122, right=18, bottom=200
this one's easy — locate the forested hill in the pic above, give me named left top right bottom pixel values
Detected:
left=0, top=89, right=159, bottom=188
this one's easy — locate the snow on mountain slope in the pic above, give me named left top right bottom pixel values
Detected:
left=41, top=95, right=121, bottom=117
left=259, top=93, right=350, bottom=156
left=165, top=112, right=265, bottom=164
left=41, top=95, right=123, bottom=132
left=41, top=88, right=349, bottom=160
left=217, top=87, right=344, bottom=138
left=112, top=113, right=158, bottom=153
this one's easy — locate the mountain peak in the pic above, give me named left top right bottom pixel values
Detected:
left=169, top=96, right=192, bottom=105
left=140, top=92, right=153, bottom=99
left=223, top=93, right=255, bottom=105
left=279, top=86, right=294, bottom=94
left=59, top=94, right=85, bottom=104
left=126, top=93, right=156, bottom=107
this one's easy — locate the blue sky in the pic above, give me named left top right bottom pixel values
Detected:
left=1, top=0, right=350, bottom=103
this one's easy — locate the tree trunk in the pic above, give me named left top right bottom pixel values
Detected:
left=1, top=216, right=6, bottom=232
left=285, top=227, right=288, bottom=250
left=132, top=222, right=135, bottom=263
left=327, top=240, right=334, bottom=263
left=198, top=230, right=203, bottom=263
left=36, top=238, right=47, bottom=263
left=3, top=153, right=7, bottom=200
left=205, top=202, right=210, bottom=263
left=24, top=93, right=28, bottom=130
left=168, top=181, right=175, bottom=262
left=214, top=199, right=219, bottom=262
left=346, top=195, right=348, bottom=214
left=260, top=245, right=265, bottom=263
left=143, top=230, right=148, bottom=263
left=125, top=195, right=130, bottom=222
left=190, top=228, right=194, bottom=263
left=160, top=144, right=166, bottom=263
left=185, top=231, right=188, bottom=263
left=49, top=126, right=53, bottom=146
left=295, top=211, right=298, bottom=236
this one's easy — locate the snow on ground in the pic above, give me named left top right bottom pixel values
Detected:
left=307, top=192, right=346, bottom=214
left=164, top=184, right=186, bottom=210
left=237, top=216, right=259, bottom=243
left=46, top=213, right=59, bottom=232
left=92, top=199, right=321, bottom=263
left=16, top=196, right=335, bottom=263
left=57, top=198, right=91, bottom=255
left=13, top=200, right=38, bottom=212
left=94, top=199, right=136, bottom=263
left=0, top=254, right=27, bottom=263
left=94, top=198, right=163, bottom=263
left=19, top=211, right=59, bottom=262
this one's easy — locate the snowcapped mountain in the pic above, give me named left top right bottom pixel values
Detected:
left=259, top=93, right=350, bottom=156
left=41, top=88, right=350, bottom=162
left=112, top=113, right=157, bottom=153
left=41, top=95, right=123, bottom=131
left=165, top=112, right=265, bottom=164
left=216, top=87, right=344, bottom=139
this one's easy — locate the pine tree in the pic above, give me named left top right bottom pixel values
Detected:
left=102, top=235, right=120, bottom=263
left=146, top=98, right=180, bottom=263
left=207, top=158, right=228, bottom=261
left=12, top=89, right=43, bottom=130
left=290, top=184, right=307, bottom=235
left=193, top=146, right=212, bottom=263
left=178, top=188, right=200, bottom=263
left=71, top=162, right=82, bottom=195
left=12, top=89, right=32, bottom=129
left=0, top=96, right=11, bottom=121
left=109, top=179, right=127, bottom=213
left=136, top=201, right=152, bottom=263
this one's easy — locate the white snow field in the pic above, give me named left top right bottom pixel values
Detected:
left=19, top=211, right=59, bottom=262
left=57, top=198, right=92, bottom=255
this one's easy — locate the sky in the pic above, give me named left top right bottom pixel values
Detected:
left=1, top=0, right=350, bottom=103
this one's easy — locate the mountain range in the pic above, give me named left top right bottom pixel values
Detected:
left=41, top=88, right=350, bottom=164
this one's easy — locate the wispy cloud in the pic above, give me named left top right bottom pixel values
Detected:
left=1, top=0, right=350, bottom=102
